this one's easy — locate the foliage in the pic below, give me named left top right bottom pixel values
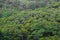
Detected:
left=0, top=0, right=60, bottom=40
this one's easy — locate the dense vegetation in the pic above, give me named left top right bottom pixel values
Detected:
left=0, top=0, right=60, bottom=40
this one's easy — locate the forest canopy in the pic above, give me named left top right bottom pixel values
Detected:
left=0, top=0, right=60, bottom=40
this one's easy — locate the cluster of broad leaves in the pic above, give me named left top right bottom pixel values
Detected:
left=0, top=0, right=60, bottom=40
left=0, top=7, right=60, bottom=40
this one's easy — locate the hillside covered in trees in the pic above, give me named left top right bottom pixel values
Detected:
left=0, top=0, right=60, bottom=40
